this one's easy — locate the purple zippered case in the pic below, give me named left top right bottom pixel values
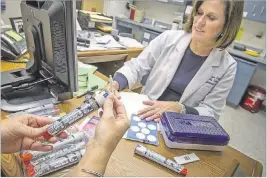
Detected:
left=161, top=112, right=230, bottom=146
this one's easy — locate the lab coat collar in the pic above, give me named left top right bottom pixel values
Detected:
left=176, top=33, right=223, bottom=67
left=178, top=35, right=224, bottom=103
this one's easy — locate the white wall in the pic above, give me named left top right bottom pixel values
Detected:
left=104, top=0, right=133, bottom=17
left=238, top=19, right=266, bottom=53
left=1, top=0, right=132, bottom=23
left=1, top=0, right=22, bottom=25
left=134, top=0, right=185, bottom=24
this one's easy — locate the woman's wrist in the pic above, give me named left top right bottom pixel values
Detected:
left=70, top=139, right=113, bottom=176
left=173, top=102, right=186, bottom=114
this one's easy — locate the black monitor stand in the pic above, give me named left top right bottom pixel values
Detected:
left=1, top=24, right=57, bottom=112
left=1, top=82, right=57, bottom=112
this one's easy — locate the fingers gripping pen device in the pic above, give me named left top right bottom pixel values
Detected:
left=43, top=91, right=108, bottom=140
left=134, top=144, right=187, bottom=176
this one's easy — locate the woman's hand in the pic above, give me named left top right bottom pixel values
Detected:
left=94, top=94, right=130, bottom=152
left=138, top=101, right=182, bottom=122
left=1, top=115, right=68, bottom=154
left=70, top=94, right=130, bottom=176
left=104, top=80, right=121, bottom=99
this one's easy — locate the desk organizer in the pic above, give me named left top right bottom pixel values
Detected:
left=160, top=112, right=230, bottom=151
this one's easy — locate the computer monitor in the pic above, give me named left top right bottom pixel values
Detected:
left=1, top=0, right=78, bottom=111
left=21, top=0, right=78, bottom=92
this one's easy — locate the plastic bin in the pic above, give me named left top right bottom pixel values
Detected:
left=241, top=85, right=266, bottom=113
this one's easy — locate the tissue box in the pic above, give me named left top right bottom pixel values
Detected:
left=160, top=112, right=230, bottom=151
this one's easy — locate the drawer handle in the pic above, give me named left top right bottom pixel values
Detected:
left=252, top=5, right=256, bottom=13
left=261, top=7, right=265, bottom=14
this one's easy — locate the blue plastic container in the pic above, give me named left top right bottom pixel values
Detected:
left=160, top=112, right=230, bottom=151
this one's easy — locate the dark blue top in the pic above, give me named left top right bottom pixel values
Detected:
left=114, top=45, right=207, bottom=115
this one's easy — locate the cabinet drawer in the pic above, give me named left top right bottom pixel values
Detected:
left=143, top=29, right=160, bottom=40
left=227, top=83, right=247, bottom=106
left=235, top=58, right=256, bottom=76
left=168, top=0, right=185, bottom=5
left=234, top=68, right=255, bottom=86
left=117, top=21, right=133, bottom=29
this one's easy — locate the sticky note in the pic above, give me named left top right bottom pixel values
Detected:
left=144, top=32, right=150, bottom=40
left=174, top=153, right=200, bottom=165
left=6, top=30, right=23, bottom=41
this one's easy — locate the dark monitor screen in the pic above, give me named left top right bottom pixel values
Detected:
left=21, top=0, right=78, bottom=93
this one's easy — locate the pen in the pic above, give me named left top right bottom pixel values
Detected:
left=109, top=75, right=114, bottom=94
left=75, top=85, right=99, bottom=98
left=134, top=144, right=187, bottom=176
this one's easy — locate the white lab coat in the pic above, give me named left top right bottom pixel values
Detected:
left=117, top=30, right=237, bottom=120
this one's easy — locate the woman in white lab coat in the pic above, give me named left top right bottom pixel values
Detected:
left=111, top=0, right=245, bottom=120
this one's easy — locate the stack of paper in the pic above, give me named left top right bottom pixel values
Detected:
left=118, top=36, right=144, bottom=48
left=119, top=92, right=150, bottom=119
left=78, top=35, right=126, bottom=51
left=90, top=14, right=112, bottom=24
left=73, top=62, right=107, bottom=97
left=96, top=22, right=113, bottom=32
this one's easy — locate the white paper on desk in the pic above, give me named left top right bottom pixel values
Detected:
left=120, top=92, right=150, bottom=119
left=118, top=92, right=161, bottom=138
left=96, top=35, right=126, bottom=49
left=95, top=35, right=111, bottom=44
left=119, top=36, right=144, bottom=48
left=77, top=35, right=126, bottom=51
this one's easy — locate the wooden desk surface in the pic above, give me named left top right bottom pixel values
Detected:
left=1, top=61, right=263, bottom=177
left=77, top=48, right=144, bottom=57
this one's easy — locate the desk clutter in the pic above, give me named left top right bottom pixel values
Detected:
left=120, top=92, right=230, bottom=151
left=73, top=62, right=107, bottom=98
left=76, top=10, right=144, bottom=50
left=11, top=92, right=230, bottom=177
left=77, top=30, right=143, bottom=51
left=19, top=116, right=100, bottom=177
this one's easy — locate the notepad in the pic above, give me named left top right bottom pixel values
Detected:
left=119, top=92, right=150, bottom=119
left=119, top=92, right=161, bottom=138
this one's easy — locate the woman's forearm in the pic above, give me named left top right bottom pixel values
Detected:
left=69, top=140, right=113, bottom=176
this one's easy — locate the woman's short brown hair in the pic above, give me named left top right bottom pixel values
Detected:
left=184, top=0, right=244, bottom=49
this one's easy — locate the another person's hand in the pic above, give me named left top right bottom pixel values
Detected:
left=70, top=95, right=130, bottom=176
left=138, top=101, right=182, bottom=122
left=104, top=80, right=121, bottom=99
left=1, top=115, right=68, bottom=154
left=94, top=94, right=130, bottom=152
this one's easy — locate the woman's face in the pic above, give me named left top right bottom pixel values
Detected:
left=192, top=0, right=226, bottom=45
